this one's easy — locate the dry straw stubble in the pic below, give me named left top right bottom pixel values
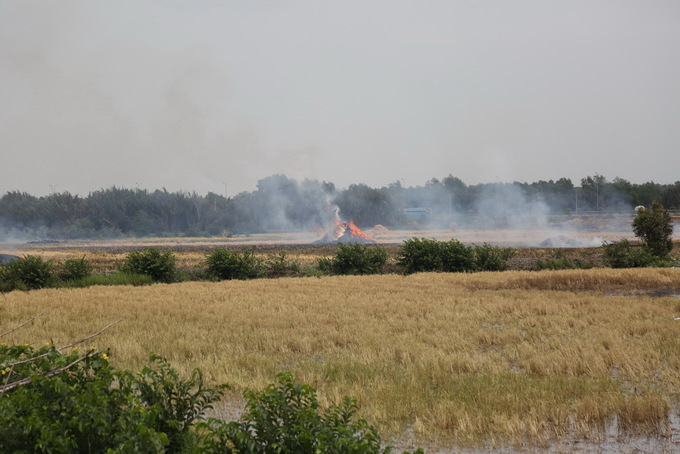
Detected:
left=1, top=268, right=679, bottom=447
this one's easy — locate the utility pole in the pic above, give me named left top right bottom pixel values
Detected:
left=222, top=182, right=228, bottom=199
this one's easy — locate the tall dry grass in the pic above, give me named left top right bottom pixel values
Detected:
left=1, top=268, right=679, bottom=448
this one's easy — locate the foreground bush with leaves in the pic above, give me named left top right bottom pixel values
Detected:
left=0, top=341, right=419, bottom=453
left=398, top=238, right=515, bottom=274
left=0, top=255, right=55, bottom=291
left=200, top=372, right=421, bottom=453
left=120, top=247, right=177, bottom=283
left=320, top=243, right=389, bottom=275
left=206, top=247, right=266, bottom=280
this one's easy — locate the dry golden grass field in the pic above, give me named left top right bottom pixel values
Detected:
left=1, top=266, right=679, bottom=451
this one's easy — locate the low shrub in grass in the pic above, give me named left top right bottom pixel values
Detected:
left=326, top=243, right=388, bottom=275
left=397, top=237, right=444, bottom=274
left=120, top=247, right=176, bottom=283
left=66, top=272, right=154, bottom=287
left=316, top=256, right=334, bottom=275
left=265, top=251, right=301, bottom=278
left=0, top=255, right=55, bottom=290
left=473, top=243, right=516, bottom=271
left=535, top=251, right=592, bottom=271
left=439, top=239, right=477, bottom=272
left=58, top=257, right=93, bottom=281
left=603, top=239, right=662, bottom=268
left=206, top=247, right=266, bottom=280
left=0, top=267, right=25, bottom=292
left=398, top=238, right=514, bottom=274
left=199, top=371, right=422, bottom=454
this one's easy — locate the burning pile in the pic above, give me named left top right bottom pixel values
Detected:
left=315, top=211, right=376, bottom=244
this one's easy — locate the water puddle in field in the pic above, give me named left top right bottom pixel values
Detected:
left=208, top=399, right=680, bottom=453
left=605, top=289, right=680, bottom=299
left=389, top=409, right=680, bottom=454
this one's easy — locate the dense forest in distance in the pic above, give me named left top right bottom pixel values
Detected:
left=1, top=174, right=679, bottom=240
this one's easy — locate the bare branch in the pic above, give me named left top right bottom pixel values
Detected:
left=56, top=318, right=124, bottom=352
left=0, top=319, right=123, bottom=369
left=0, top=313, right=44, bottom=338
left=0, top=353, right=92, bottom=394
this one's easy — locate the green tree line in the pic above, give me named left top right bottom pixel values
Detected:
left=1, top=174, right=679, bottom=239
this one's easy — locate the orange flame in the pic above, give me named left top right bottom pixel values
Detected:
left=347, top=220, right=376, bottom=242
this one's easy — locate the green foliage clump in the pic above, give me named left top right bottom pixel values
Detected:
left=67, top=272, right=155, bottom=287
left=120, top=247, right=176, bottom=283
left=206, top=247, right=266, bottom=280
left=439, top=239, right=476, bottom=273
left=58, top=257, right=93, bottom=281
left=535, top=251, right=592, bottom=270
left=199, top=372, right=422, bottom=454
left=0, top=345, right=224, bottom=453
left=473, top=243, right=516, bottom=272
left=603, top=239, right=660, bottom=268
left=0, top=255, right=54, bottom=290
left=398, top=238, right=515, bottom=274
left=397, top=237, right=449, bottom=274
left=0, top=343, right=421, bottom=454
left=323, top=243, right=388, bottom=275
left=632, top=201, right=674, bottom=258
left=316, top=256, right=334, bottom=275
left=265, top=251, right=301, bottom=278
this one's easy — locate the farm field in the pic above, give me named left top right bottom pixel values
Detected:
left=0, top=224, right=648, bottom=274
left=1, top=268, right=679, bottom=452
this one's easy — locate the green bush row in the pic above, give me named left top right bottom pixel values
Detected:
left=397, top=238, right=516, bottom=274
left=0, top=343, right=422, bottom=453
left=0, top=240, right=519, bottom=291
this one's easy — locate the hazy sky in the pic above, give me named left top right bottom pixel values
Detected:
left=1, top=0, right=679, bottom=196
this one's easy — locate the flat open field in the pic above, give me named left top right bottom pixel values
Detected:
left=1, top=267, right=679, bottom=452
left=0, top=224, right=652, bottom=274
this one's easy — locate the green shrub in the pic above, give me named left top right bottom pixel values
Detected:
left=120, top=247, right=176, bottom=283
left=58, top=257, right=93, bottom=281
left=397, top=237, right=446, bottom=274
left=632, top=201, right=674, bottom=258
left=131, top=355, right=229, bottom=452
left=299, top=265, right=326, bottom=278
left=65, top=272, right=154, bottom=287
left=198, top=372, right=422, bottom=454
left=399, top=238, right=483, bottom=274
left=473, top=243, right=516, bottom=271
left=0, top=266, right=26, bottom=292
left=0, top=346, right=225, bottom=453
left=265, top=251, right=301, bottom=278
left=316, top=256, right=334, bottom=274
left=439, top=239, right=476, bottom=272
left=0, top=255, right=54, bottom=290
left=0, top=343, right=422, bottom=454
left=206, top=247, right=265, bottom=280
left=535, top=251, right=591, bottom=270
left=603, top=239, right=658, bottom=268
left=327, top=243, right=388, bottom=275
left=398, top=239, right=515, bottom=274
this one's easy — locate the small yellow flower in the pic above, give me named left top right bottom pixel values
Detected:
left=0, top=342, right=7, bottom=346
left=102, top=353, right=109, bottom=360
left=72, top=347, right=79, bottom=351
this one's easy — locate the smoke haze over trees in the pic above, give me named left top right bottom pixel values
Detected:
left=1, top=175, right=679, bottom=240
